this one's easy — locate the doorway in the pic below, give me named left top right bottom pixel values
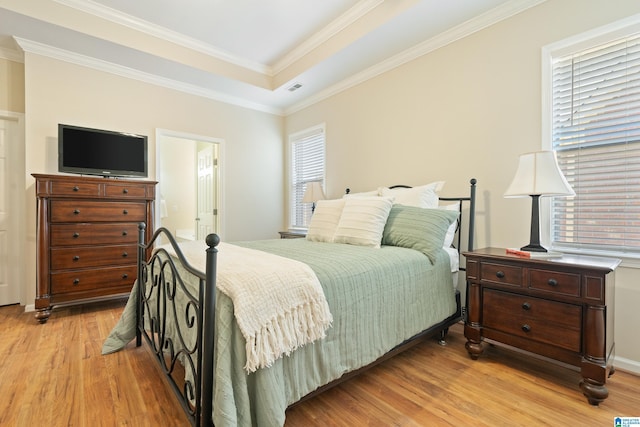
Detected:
left=0, top=113, right=24, bottom=306
left=156, top=130, right=223, bottom=241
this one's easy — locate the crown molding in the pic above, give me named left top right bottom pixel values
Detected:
left=0, top=46, right=24, bottom=63
left=53, top=0, right=270, bottom=75
left=15, top=37, right=283, bottom=116
left=285, top=0, right=546, bottom=114
left=272, top=0, right=384, bottom=75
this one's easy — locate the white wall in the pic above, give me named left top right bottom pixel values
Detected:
left=22, top=53, right=284, bottom=308
left=285, top=0, right=640, bottom=372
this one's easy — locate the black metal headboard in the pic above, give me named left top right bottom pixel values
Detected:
left=345, top=178, right=477, bottom=265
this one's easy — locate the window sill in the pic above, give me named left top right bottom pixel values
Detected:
left=551, top=246, right=640, bottom=269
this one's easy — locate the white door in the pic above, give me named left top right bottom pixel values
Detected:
left=196, top=144, right=217, bottom=239
left=0, top=117, right=20, bottom=306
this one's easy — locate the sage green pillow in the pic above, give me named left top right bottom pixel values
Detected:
left=382, top=205, right=459, bottom=263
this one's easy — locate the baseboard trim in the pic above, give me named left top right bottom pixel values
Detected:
left=614, top=356, right=640, bottom=376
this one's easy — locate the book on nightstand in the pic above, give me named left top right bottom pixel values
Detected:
left=506, top=248, right=563, bottom=259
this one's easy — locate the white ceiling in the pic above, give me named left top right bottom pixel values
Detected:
left=0, top=0, right=542, bottom=114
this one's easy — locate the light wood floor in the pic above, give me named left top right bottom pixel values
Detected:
left=1, top=300, right=639, bottom=426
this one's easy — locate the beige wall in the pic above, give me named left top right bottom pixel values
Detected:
left=285, top=0, right=640, bottom=371
left=0, top=58, right=24, bottom=112
left=21, top=53, right=284, bottom=308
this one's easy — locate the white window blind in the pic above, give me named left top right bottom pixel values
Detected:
left=551, top=34, right=640, bottom=254
left=289, top=126, right=325, bottom=229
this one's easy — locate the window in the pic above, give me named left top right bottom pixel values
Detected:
left=289, top=125, right=325, bottom=229
left=547, top=31, right=640, bottom=256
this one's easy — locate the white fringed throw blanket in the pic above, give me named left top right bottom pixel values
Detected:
left=169, top=240, right=333, bottom=373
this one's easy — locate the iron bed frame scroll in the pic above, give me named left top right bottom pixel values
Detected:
left=134, top=178, right=477, bottom=427
left=135, top=226, right=219, bottom=427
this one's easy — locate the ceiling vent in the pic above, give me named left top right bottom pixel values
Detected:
left=288, top=83, right=303, bottom=92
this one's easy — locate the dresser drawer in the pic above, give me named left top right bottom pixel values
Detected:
left=50, top=201, right=147, bottom=222
left=480, top=262, right=522, bottom=287
left=50, top=181, right=101, bottom=197
left=105, top=183, right=148, bottom=198
left=483, top=289, right=582, bottom=352
left=50, top=223, right=139, bottom=246
left=50, top=244, right=137, bottom=270
left=528, top=269, right=581, bottom=297
left=51, top=265, right=137, bottom=293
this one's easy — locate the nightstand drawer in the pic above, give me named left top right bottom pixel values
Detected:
left=483, top=289, right=582, bottom=352
left=480, top=262, right=522, bottom=287
left=528, top=269, right=580, bottom=297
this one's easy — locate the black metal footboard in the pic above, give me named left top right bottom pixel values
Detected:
left=135, top=225, right=218, bottom=427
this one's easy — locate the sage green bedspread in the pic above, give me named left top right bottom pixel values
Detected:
left=103, top=238, right=456, bottom=427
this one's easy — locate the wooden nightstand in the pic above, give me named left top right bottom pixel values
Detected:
left=463, top=247, right=620, bottom=405
left=278, top=230, right=306, bottom=239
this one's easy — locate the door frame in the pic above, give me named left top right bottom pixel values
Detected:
left=156, top=129, right=225, bottom=239
left=0, top=111, right=25, bottom=306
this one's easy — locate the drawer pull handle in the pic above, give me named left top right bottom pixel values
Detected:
left=122, top=274, right=128, bottom=279
left=73, top=279, right=80, bottom=285
left=123, top=188, right=129, bottom=194
left=73, top=186, right=79, bottom=192
left=522, top=302, right=531, bottom=310
left=122, top=252, right=128, bottom=258
left=73, top=256, right=80, bottom=261
left=122, top=230, right=128, bottom=236
left=521, top=324, right=531, bottom=333
left=73, top=209, right=80, bottom=215
left=73, top=232, right=80, bottom=238
left=123, top=209, right=128, bottom=215
left=548, top=278, right=558, bottom=287
left=496, top=271, right=505, bottom=279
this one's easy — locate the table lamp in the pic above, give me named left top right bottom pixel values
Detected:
left=302, top=181, right=326, bottom=213
left=504, top=151, right=575, bottom=252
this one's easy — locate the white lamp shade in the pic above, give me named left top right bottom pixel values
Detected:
left=302, top=181, right=326, bottom=203
left=504, top=151, right=575, bottom=198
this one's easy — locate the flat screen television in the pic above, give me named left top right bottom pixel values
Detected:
left=58, top=124, right=148, bottom=178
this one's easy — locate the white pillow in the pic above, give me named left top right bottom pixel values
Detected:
left=306, top=199, right=345, bottom=243
left=440, top=203, right=460, bottom=247
left=333, top=197, right=394, bottom=248
left=379, top=181, right=444, bottom=209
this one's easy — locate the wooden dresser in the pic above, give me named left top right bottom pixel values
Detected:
left=463, top=247, right=620, bottom=405
left=33, top=174, right=157, bottom=323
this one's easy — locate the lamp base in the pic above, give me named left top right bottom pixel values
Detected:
left=520, top=243, right=547, bottom=253
left=521, top=194, right=547, bottom=253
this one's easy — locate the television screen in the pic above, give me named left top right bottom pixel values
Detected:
left=58, top=124, right=148, bottom=178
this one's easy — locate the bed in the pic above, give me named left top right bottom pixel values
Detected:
left=102, top=178, right=477, bottom=427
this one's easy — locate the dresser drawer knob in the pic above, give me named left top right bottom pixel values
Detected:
left=548, top=278, right=558, bottom=287
left=496, top=271, right=505, bottom=279
left=122, top=252, right=128, bottom=258
left=73, top=256, right=80, bottom=261
left=123, top=188, right=129, bottom=194
left=73, top=232, right=80, bottom=238
left=522, top=302, right=531, bottom=310
left=122, top=230, right=128, bottom=236
left=73, top=209, right=80, bottom=215
left=521, top=324, right=531, bottom=333
left=123, top=209, right=128, bottom=215
left=122, top=274, right=128, bottom=279
left=73, top=186, right=79, bottom=192
left=73, top=278, right=80, bottom=285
